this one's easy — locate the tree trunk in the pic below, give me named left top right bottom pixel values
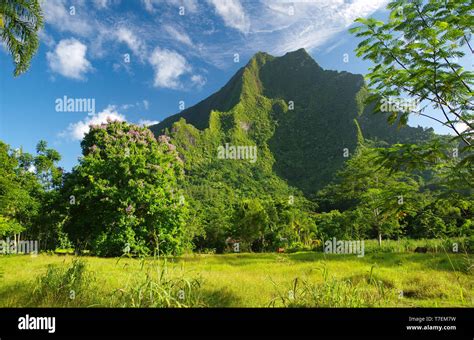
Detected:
left=378, top=232, right=382, bottom=247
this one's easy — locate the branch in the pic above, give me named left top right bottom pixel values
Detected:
left=414, top=3, right=472, bottom=93
left=369, top=27, right=474, bottom=133
left=433, top=50, right=470, bottom=146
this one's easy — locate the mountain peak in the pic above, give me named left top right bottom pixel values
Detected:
left=284, top=47, right=310, bottom=57
left=149, top=48, right=433, bottom=193
left=279, top=48, right=322, bottom=70
left=149, top=48, right=333, bottom=133
left=247, top=51, right=274, bottom=69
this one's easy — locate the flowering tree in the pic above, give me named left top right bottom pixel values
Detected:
left=62, top=121, right=188, bottom=256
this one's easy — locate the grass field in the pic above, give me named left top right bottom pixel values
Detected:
left=0, top=250, right=472, bottom=308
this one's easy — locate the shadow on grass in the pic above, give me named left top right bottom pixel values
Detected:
left=0, top=282, right=35, bottom=307
left=175, top=253, right=279, bottom=267
left=286, top=251, right=471, bottom=273
left=201, top=287, right=242, bottom=307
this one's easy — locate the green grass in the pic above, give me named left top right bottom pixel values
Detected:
left=0, top=251, right=472, bottom=307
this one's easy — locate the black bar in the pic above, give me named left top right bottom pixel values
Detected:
left=0, top=308, right=472, bottom=339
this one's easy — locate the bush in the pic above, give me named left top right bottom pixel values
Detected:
left=32, top=259, right=94, bottom=306
left=363, top=238, right=472, bottom=254
left=286, top=242, right=312, bottom=253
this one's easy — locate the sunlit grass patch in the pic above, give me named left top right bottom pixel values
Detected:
left=0, top=252, right=472, bottom=307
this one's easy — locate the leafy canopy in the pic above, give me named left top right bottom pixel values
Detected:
left=0, top=0, right=44, bottom=76
left=350, top=0, right=473, bottom=147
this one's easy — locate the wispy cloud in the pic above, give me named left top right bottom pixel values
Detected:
left=93, top=0, right=110, bottom=9
left=41, top=0, right=93, bottom=37
left=207, top=0, right=249, bottom=33
left=164, top=25, right=194, bottom=47
left=142, top=0, right=199, bottom=13
left=40, top=0, right=389, bottom=87
left=242, top=0, right=389, bottom=55
left=191, top=74, right=206, bottom=87
left=116, top=27, right=147, bottom=60
left=138, top=119, right=160, bottom=127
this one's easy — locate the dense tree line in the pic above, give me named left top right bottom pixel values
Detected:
left=0, top=121, right=471, bottom=256
left=1, top=0, right=472, bottom=256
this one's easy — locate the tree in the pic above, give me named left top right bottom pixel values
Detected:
left=231, top=198, right=269, bottom=251
left=0, top=0, right=43, bottom=76
left=61, top=121, right=189, bottom=257
left=350, top=0, right=473, bottom=147
left=24, top=141, right=65, bottom=249
left=0, top=141, right=40, bottom=240
left=318, top=142, right=421, bottom=244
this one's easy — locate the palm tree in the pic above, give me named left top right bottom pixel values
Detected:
left=0, top=0, right=43, bottom=76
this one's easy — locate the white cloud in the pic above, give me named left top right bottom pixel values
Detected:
left=191, top=74, right=206, bottom=87
left=46, top=39, right=92, bottom=80
left=41, top=0, right=93, bottom=36
left=142, top=0, right=154, bottom=12
left=61, top=106, right=126, bottom=141
left=115, top=27, right=147, bottom=60
left=121, top=103, right=135, bottom=110
left=149, top=47, right=191, bottom=89
left=38, top=30, right=56, bottom=48
left=246, top=0, right=389, bottom=54
left=143, top=100, right=150, bottom=110
left=164, top=25, right=193, bottom=47
left=455, top=121, right=470, bottom=134
left=142, top=0, right=198, bottom=13
left=207, top=0, right=249, bottom=33
left=40, top=0, right=389, bottom=88
left=138, top=119, right=159, bottom=127
left=93, top=0, right=110, bottom=9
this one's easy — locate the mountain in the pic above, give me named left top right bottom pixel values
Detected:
left=149, top=48, right=435, bottom=195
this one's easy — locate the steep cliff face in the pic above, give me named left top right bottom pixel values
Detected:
left=150, top=48, right=434, bottom=195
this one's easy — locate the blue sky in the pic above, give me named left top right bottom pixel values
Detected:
left=0, top=0, right=462, bottom=170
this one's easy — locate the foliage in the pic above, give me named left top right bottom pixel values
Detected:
left=349, top=0, right=473, bottom=201
left=0, top=0, right=44, bottom=76
left=151, top=49, right=435, bottom=196
left=350, top=0, right=473, bottom=146
left=61, top=121, right=189, bottom=257
left=32, top=259, right=93, bottom=307
left=0, top=141, right=40, bottom=238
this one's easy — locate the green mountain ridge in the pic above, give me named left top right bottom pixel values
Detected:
left=149, top=48, right=436, bottom=195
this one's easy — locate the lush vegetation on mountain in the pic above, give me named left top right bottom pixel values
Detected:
left=1, top=47, right=472, bottom=256
left=1, top=0, right=472, bottom=257
left=147, top=48, right=472, bottom=253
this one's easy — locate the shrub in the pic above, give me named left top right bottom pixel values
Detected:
left=32, top=259, right=94, bottom=306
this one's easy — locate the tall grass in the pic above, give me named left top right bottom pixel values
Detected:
left=111, top=258, right=205, bottom=307
left=30, top=257, right=206, bottom=307
left=363, top=237, right=469, bottom=254
left=269, top=264, right=394, bottom=307
left=32, top=259, right=94, bottom=307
